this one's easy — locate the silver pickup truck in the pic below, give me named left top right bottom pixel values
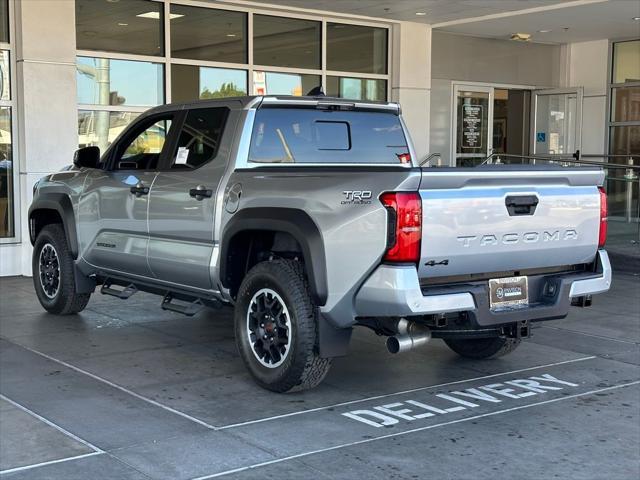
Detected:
left=29, top=95, right=611, bottom=392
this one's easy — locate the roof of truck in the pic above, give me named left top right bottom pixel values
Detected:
left=144, top=95, right=400, bottom=115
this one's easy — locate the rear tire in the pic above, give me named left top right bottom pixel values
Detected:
left=234, top=259, right=331, bottom=392
left=444, top=336, right=521, bottom=359
left=32, top=224, right=91, bottom=315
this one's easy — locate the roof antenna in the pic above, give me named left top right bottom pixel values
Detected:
left=306, top=85, right=325, bottom=97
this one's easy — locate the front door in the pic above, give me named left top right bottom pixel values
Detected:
left=78, top=113, right=177, bottom=277
left=531, top=87, right=583, bottom=156
left=147, top=105, right=236, bottom=291
left=452, top=84, right=493, bottom=166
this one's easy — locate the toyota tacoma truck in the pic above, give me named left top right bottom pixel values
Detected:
left=29, top=95, right=611, bottom=392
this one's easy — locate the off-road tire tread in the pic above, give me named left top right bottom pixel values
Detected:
left=33, top=224, right=91, bottom=315
left=444, top=336, right=521, bottom=359
left=236, top=259, right=331, bottom=392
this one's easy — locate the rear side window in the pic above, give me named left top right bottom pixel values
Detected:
left=248, top=108, right=408, bottom=164
left=170, top=107, right=228, bottom=170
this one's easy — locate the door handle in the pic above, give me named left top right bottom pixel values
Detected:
left=130, top=182, right=149, bottom=197
left=189, top=185, right=213, bottom=200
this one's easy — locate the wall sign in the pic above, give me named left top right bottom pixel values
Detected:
left=536, top=132, right=546, bottom=143
left=462, top=104, right=483, bottom=149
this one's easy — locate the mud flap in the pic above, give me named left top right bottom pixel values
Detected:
left=74, top=263, right=96, bottom=294
left=318, top=314, right=352, bottom=358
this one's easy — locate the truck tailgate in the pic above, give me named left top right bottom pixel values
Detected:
left=418, top=167, right=604, bottom=279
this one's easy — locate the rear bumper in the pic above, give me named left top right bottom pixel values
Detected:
left=354, top=250, right=611, bottom=326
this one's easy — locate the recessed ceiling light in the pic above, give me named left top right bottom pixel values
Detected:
left=633, top=16, right=640, bottom=21
left=136, top=11, right=184, bottom=20
left=226, top=33, right=236, bottom=37
left=510, top=32, right=532, bottom=42
left=538, top=29, right=552, bottom=33
left=415, top=12, right=427, bottom=16
left=117, top=22, right=128, bottom=26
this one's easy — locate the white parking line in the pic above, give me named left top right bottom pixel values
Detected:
left=193, top=380, right=640, bottom=480
left=217, top=355, right=597, bottom=430
left=10, top=343, right=218, bottom=431
left=0, top=452, right=104, bottom=476
left=0, top=393, right=103, bottom=453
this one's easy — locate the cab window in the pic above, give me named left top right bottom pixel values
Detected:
left=169, top=108, right=228, bottom=170
left=112, top=115, right=173, bottom=170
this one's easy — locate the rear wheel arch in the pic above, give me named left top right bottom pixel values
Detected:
left=220, top=208, right=327, bottom=305
left=29, top=194, right=79, bottom=259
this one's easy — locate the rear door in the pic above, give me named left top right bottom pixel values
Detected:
left=79, top=112, right=178, bottom=277
left=147, top=105, right=237, bottom=290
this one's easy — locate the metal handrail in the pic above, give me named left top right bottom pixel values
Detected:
left=480, top=152, right=639, bottom=172
left=419, top=152, right=442, bottom=167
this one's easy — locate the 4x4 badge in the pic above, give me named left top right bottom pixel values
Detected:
left=425, top=259, right=449, bottom=267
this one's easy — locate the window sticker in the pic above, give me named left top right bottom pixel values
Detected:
left=175, top=146, right=190, bottom=165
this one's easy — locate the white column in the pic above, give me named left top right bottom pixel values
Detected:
left=8, top=0, right=77, bottom=276
left=391, top=22, right=432, bottom=160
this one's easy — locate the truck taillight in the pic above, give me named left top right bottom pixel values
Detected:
left=598, top=186, right=607, bottom=248
left=380, top=192, right=422, bottom=264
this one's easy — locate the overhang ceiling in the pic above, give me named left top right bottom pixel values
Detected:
left=228, top=0, right=640, bottom=44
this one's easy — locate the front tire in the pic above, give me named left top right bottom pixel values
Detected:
left=234, top=259, right=331, bottom=392
left=32, top=224, right=91, bottom=315
left=444, top=336, right=521, bottom=359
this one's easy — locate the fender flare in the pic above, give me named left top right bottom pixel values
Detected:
left=220, top=207, right=328, bottom=306
left=28, top=193, right=79, bottom=259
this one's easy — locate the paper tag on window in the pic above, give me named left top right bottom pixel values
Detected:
left=175, top=147, right=189, bottom=165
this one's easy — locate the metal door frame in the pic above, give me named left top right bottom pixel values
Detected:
left=530, top=87, right=583, bottom=156
left=450, top=83, right=494, bottom=166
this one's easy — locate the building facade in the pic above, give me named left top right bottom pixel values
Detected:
left=0, top=0, right=638, bottom=276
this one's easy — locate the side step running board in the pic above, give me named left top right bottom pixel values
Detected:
left=161, top=293, right=205, bottom=317
left=101, top=280, right=138, bottom=300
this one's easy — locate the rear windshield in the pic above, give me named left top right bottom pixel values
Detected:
left=248, top=107, right=409, bottom=164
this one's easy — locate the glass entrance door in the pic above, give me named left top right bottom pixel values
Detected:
left=531, top=88, right=583, bottom=156
left=452, top=85, right=493, bottom=167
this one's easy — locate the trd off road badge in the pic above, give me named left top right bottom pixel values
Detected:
left=342, top=190, right=372, bottom=205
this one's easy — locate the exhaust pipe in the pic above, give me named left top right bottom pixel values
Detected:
left=386, top=318, right=431, bottom=354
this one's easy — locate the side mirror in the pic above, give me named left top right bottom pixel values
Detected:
left=73, top=146, right=101, bottom=169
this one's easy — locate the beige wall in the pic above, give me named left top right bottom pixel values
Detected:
left=565, top=39, right=609, bottom=155
left=431, top=31, right=562, bottom=87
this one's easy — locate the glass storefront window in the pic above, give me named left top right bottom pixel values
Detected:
left=326, top=76, right=386, bottom=101
left=253, top=15, right=320, bottom=69
left=171, top=6, right=247, bottom=64
left=253, top=71, right=319, bottom=96
left=327, top=23, right=387, bottom=74
left=76, top=0, right=164, bottom=56
left=611, top=85, right=640, bottom=123
left=0, top=0, right=8, bottom=44
left=0, top=107, right=13, bottom=238
left=171, top=65, right=247, bottom=103
left=612, top=40, right=640, bottom=84
left=78, top=110, right=141, bottom=151
left=77, top=57, right=164, bottom=107
left=609, top=125, right=640, bottom=157
left=0, top=50, right=9, bottom=101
